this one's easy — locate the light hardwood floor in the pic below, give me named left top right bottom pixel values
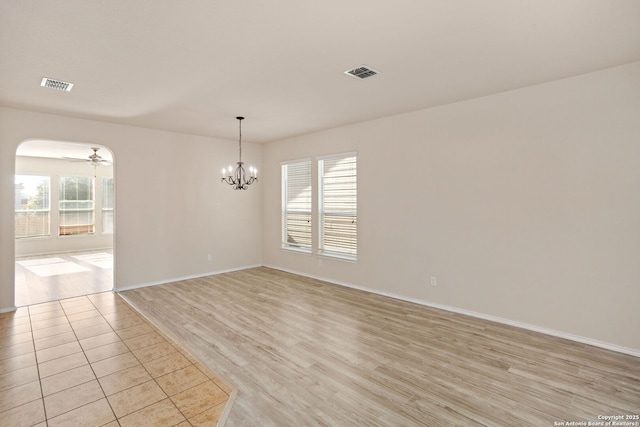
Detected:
left=121, top=267, right=640, bottom=426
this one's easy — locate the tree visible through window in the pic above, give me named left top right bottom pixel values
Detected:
left=59, top=176, right=95, bottom=236
left=319, top=153, right=357, bottom=259
left=15, top=175, right=50, bottom=239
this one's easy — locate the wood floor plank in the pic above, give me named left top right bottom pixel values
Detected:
left=121, top=267, right=640, bottom=426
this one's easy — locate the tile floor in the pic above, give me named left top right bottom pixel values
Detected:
left=15, top=250, right=114, bottom=306
left=0, top=292, right=233, bottom=426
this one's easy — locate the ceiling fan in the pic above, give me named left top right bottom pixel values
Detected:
left=63, top=147, right=111, bottom=167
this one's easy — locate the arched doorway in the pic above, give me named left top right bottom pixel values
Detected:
left=14, top=140, right=114, bottom=305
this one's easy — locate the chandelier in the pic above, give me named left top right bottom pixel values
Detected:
left=221, top=116, right=258, bottom=190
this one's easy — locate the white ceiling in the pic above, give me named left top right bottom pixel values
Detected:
left=16, top=140, right=113, bottom=162
left=2, top=1, right=640, bottom=145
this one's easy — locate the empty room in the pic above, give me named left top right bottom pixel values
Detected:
left=1, top=1, right=639, bottom=426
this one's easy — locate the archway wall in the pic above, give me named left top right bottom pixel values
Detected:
left=0, top=107, right=263, bottom=311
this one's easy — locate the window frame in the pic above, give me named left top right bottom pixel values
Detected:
left=281, top=158, right=313, bottom=253
left=318, top=152, right=357, bottom=261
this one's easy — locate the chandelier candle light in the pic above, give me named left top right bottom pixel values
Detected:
left=221, top=116, right=258, bottom=190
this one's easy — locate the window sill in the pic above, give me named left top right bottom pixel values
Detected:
left=318, top=252, right=357, bottom=263
left=281, top=246, right=312, bottom=255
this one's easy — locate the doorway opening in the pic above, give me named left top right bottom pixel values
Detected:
left=14, top=140, right=114, bottom=306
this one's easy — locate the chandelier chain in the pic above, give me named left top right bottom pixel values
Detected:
left=238, top=117, right=242, bottom=163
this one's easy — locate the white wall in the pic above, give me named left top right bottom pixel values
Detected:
left=262, top=62, right=640, bottom=353
left=15, top=155, right=114, bottom=256
left=0, top=108, right=262, bottom=310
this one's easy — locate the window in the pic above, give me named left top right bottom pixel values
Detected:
left=59, top=176, right=95, bottom=236
left=102, top=178, right=114, bottom=234
left=319, top=153, right=357, bottom=259
left=282, top=160, right=312, bottom=251
left=15, top=175, right=50, bottom=239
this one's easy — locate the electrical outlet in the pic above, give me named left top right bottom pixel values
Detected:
left=318, top=258, right=323, bottom=267
left=430, top=276, right=437, bottom=286
left=207, top=254, right=212, bottom=261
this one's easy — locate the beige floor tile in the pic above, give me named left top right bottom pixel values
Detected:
left=31, top=323, right=73, bottom=341
left=0, top=351, right=36, bottom=375
left=38, top=351, right=88, bottom=378
left=123, top=331, right=166, bottom=351
left=131, top=340, right=177, bottom=363
left=115, top=323, right=154, bottom=341
left=47, top=397, right=115, bottom=427
left=30, top=315, right=69, bottom=331
left=91, top=352, right=140, bottom=378
left=62, top=303, right=97, bottom=316
left=40, top=364, right=96, bottom=396
left=0, top=398, right=46, bottom=426
left=0, top=320, right=30, bottom=335
left=79, top=331, right=121, bottom=350
left=73, top=322, right=114, bottom=340
left=118, top=398, right=186, bottom=427
left=144, top=351, right=191, bottom=378
left=87, top=291, right=117, bottom=304
left=156, top=364, right=209, bottom=397
left=0, top=321, right=31, bottom=338
left=1, top=293, right=234, bottom=427
left=84, top=340, right=130, bottom=364
left=28, top=301, right=62, bottom=315
left=36, top=340, right=82, bottom=363
left=59, top=296, right=90, bottom=308
left=106, top=314, right=146, bottom=331
left=66, top=309, right=101, bottom=323
left=69, top=315, right=108, bottom=331
left=171, top=380, right=228, bottom=419
left=0, top=318, right=30, bottom=334
left=107, top=380, right=167, bottom=418
left=189, top=402, right=226, bottom=426
left=29, top=309, right=66, bottom=323
left=34, top=331, right=77, bottom=351
left=0, top=341, right=34, bottom=361
left=0, top=331, right=33, bottom=348
left=195, top=363, right=235, bottom=395
left=99, top=305, right=137, bottom=318
left=98, top=364, right=152, bottom=396
left=44, top=379, right=105, bottom=419
left=0, top=364, right=39, bottom=392
left=0, top=379, right=42, bottom=413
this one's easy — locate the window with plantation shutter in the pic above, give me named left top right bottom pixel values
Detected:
left=319, top=153, right=357, bottom=259
left=59, top=176, right=95, bottom=236
left=282, top=160, right=312, bottom=251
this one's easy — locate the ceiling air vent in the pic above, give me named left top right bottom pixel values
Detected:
left=40, top=77, right=74, bottom=92
left=344, top=65, right=379, bottom=80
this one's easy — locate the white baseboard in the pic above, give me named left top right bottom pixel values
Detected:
left=263, top=264, right=640, bottom=358
left=115, top=264, right=262, bottom=292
